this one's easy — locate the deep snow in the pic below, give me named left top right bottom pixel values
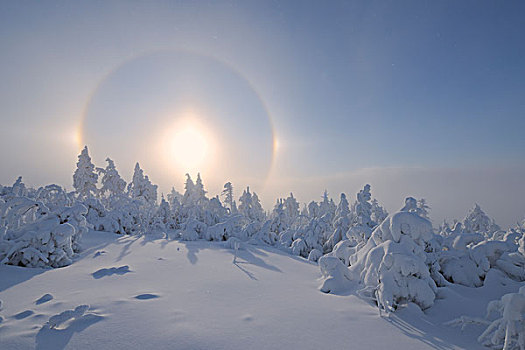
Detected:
left=0, top=231, right=520, bottom=349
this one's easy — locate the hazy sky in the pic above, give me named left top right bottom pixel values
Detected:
left=1, top=1, right=524, bottom=227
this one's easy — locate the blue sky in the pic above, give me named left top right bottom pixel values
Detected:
left=1, top=1, right=524, bottom=226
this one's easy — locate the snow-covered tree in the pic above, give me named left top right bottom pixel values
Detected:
left=463, top=204, right=500, bottom=238
left=73, top=146, right=98, bottom=199
left=270, top=199, right=288, bottom=236
left=346, top=198, right=439, bottom=312
left=98, top=158, right=126, bottom=201
left=307, top=200, right=320, bottom=219
left=416, top=198, right=430, bottom=220
left=194, top=173, right=207, bottom=205
left=325, top=193, right=351, bottom=252
left=221, top=182, right=235, bottom=213
left=346, top=184, right=375, bottom=244
left=319, top=190, right=336, bottom=218
left=238, top=187, right=265, bottom=223
left=283, top=193, right=300, bottom=226
left=127, top=163, right=157, bottom=206
left=151, top=196, right=173, bottom=231
left=370, top=198, right=388, bottom=225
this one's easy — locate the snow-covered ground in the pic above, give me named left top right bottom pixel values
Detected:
left=1, top=230, right=518, bottom=350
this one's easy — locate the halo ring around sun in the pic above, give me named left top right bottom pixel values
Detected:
left=78, top=50, right=277, bottom=192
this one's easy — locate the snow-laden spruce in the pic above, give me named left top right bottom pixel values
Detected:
left=347, top=197, right=438, bottom=312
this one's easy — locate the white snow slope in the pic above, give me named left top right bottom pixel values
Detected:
left=0, top=231, right=519, bottom=349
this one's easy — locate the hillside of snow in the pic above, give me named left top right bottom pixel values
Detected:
left=0, top=230, right=519, bottom=350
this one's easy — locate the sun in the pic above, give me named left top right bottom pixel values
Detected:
left=168, top=125, right=209, bottom=171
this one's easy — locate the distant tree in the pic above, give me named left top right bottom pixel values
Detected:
left=347, top=184, right=374, bottom=243
left=353, top=184, right=373, bottom=227
left=325, top=193, right=351, bottom=252
left=308, top=200, right=320, bottom=219
left=194, top=173, right=207, bottom=204
left=167, top=187, right=182, bottom=206
left=463, top=204, right=500, bottom=238
left=370, top=198, right=388, bottom=225
left=182, top=174, right=195, bottom=206
left=73, top=146, right=98, bottom=199
left=221, top=182, right=234, bottom=212
left=319, top=190, right=336, bottom=217
left=417, top=198, right=431, bottom=220
left=283, top=193, right=300, bottom=225
left=238, top=186, right=265, bottom=222
left=98, top=158, right=126, bottom=200
left=127, top=162, right=157, bottom=205
left=270, top=199, right=287, bottom=235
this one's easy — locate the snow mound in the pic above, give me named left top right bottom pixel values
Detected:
left=319, top=255, right=352, bottom=293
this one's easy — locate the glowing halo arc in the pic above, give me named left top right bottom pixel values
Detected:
left=77, top=49, right=278, bottom=189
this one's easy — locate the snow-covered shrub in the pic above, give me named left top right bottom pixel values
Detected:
left=438, top=250, right=485, bottom=287
left=249, top=220, right=278, bottom=246
left=278, top=229, right=294, bottom=248
left=57, top=203, right=89, bottom=252
left=439, top=223, right=520, bottom=287
left=205, top=215, right=243, bottom=241
left=291, top=238, right=308, bottom=257
left=180, top=218, right=208, bottom=241
left=35, top=184, right=73, bottom=212
left=360, top=236, right=437, bottom=312
left=331, top=239, right=360, bottom=266
left=348, top=199, right=438, bottom=312
left=0, top=197, right=87, bottom=268
left=225, top=236, right=242, bottom=250
left=319, top=255, right=352, bottom=293
left=496, top=235, right=525, bottom=282
left=308, top=248, right=323, bottom=262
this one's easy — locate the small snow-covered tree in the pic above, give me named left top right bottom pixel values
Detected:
left=308, top=200, right=320, bottom=219
left=283, top=193, right=300, bottom=226
left=346, top=198, right=439, bottom=312
left=346, top=184, right=375, bottom=244
left=73, top=146, right=98, bottom=199
left=416, top=198, right=431, bottom=220
left=127, top=163, right=157, bottom=206
left=270, top=199, right=288, bottom=236
left=221, top=182, right=235, bottom=213
left=370, top=198, right=388, bottom=225
left=167, top=187, right=182, bottom=205
left=325, top=193, right=351, bottom=252
left=194, top=173, right=207, bottom=205
left=319, top=190, right=336, bottom=218
left=238, top=187, right=265, bottom=223
left=98, top=158, right=126, bottom=201
left=463, top=204, right=500, bottom=238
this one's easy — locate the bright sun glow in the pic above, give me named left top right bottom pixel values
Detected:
left=168, top=125, right=209, bottom=171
